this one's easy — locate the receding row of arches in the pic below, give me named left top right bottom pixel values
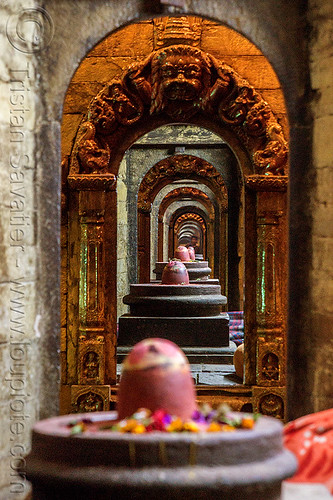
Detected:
left=61, top=15, right=288, bottom=419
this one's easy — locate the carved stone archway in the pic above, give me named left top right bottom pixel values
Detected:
left=69, top=43, right=288, bottom=179
left=157, top=186, right=216, bottom=265
left=137, top=154, right=227, bottom=283
left=64, top=41, right=288, bottom=417
left=172, top=211, right=207, bottom=256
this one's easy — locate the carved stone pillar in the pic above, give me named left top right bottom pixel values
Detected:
left=157, top=214, right=164, bottom=263
left=137, top=207, right=151, bottom=283
left=244, top=175, right=288, bottom=418
left=66, top=174, right=117, bottom=412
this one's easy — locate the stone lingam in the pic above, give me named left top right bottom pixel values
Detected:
left=25, top=339, right=297, bottom=500
left=118, top=261, right=229, bottom=347
left=153, top=245, right=218, bottom=284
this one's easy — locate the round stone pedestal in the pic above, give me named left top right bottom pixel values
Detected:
left=26, top=411, right=297, bottom=500
left=123, top=283, right=226, bottom=317
left=118, top=283, right=229, bottom=346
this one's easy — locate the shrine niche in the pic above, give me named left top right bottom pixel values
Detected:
left=62, top=16, right=289, bottom=419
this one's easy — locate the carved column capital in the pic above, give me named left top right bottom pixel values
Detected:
left=245, top=175, right=288, bottom=192
left=68, top=173, right=117, bottom=191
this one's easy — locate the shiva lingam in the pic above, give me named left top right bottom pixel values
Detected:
left=153, top=245, right=217, bottom=284
left=118, top=260, right=229, bottom=348
left=25, top=339, right=297, bottom=500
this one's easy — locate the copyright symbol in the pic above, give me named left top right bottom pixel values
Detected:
left=6, top=7, right=54, bottom=53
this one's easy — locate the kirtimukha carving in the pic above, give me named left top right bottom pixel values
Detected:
left=137, top=155, right=226, bottom=212
left=71, top=44, right=288, bottom=177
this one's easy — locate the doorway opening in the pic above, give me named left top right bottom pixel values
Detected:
left=61, top=15, right=288, bottom=419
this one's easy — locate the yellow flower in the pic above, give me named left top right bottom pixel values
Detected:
left=132, top=424, right=146, bottom=434
left=167, top=418, right=184, bottom=432
left=241, top=417, right=254, bottom=429
left=207, top=422, right=222, bottom=432
left=183, top=421, right=200, bottom=432
left=221, top=424, right=236, bottom=432
left=123, top=419, right=138, bottom=432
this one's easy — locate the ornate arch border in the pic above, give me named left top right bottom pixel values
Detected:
left=65, top=42, right=289, bottom=418
left=68, top=43, right=288, bottom=183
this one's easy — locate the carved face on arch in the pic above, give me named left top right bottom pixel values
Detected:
left=150, top=45, right=210, bottom=119
left=160, top=54, right=203, bottom=101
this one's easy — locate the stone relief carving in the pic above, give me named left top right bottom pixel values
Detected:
left=77, top=391, right=104, bottom=412
left=154, top=16, right=202, bottom=48
left=245, top=175, right=288, bottom=191
left=163, top=187, right=210, bottom=203
left=76, top=122, right=110, bottom=174
left=259, top=393, right=284, bottom=419
left=78, top=337, right=105, bottom=385
left=149, top=45, right=211, bottom=120
left=82, top=351, right=99, bottom=381
left=67, top=173, right=116, bottom=191
left=253, top=124, right=288, bottom=175
left=174, top=213, right=205, bottom=231
left=262, top=353, right=280, bottom=381
left=70, top=44, right=288, bottom=178
left=137, top=155, right=226, bottom=212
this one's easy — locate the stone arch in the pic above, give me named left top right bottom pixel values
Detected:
left=62, top=15, right=292, bottom=418
left=137, top=154, right=228, bottom=282
left=172, top=210, right=207, bottom=258
left=157, top=186, right=216, bottom=263
left=69, top=43, right=288, bottom=180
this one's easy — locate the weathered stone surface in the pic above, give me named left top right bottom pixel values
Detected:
left=88, top=21, right=154, bottom=58
left=118, top=314, right=229, bottom=347
left=71, top=56, right=135, bottom=83
left=63, top=82, right=104, bottom=113
left=201, top=21, right=263, bottom=56
left=123, top=283, right=227, bottom=317
left=25, top=411, right=296, bottom=499
left=61, top=113, right=82, bottom=157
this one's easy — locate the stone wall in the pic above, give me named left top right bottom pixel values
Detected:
left=308, top=0, right=333, bottom=411
left=0, top=1, right=40, bottom=497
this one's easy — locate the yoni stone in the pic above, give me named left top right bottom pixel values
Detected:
left=117, top=338, right=197, bottom=420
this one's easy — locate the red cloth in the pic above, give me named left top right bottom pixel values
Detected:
left=283, top=408, right=333, bottom=493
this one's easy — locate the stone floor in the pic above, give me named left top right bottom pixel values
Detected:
left=117, top=343, right=239, bottom=385
left=117, top=362, right=240, bottom=385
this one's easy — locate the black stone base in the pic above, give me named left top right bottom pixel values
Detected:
left=117, top=343, right=237, bottom=365
left=117, top=313, right=229, bottom=347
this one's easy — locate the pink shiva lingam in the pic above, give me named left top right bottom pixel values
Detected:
left=117, top=338, right=197, bottom=421
left=25, top=338, right=297, bottom=500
